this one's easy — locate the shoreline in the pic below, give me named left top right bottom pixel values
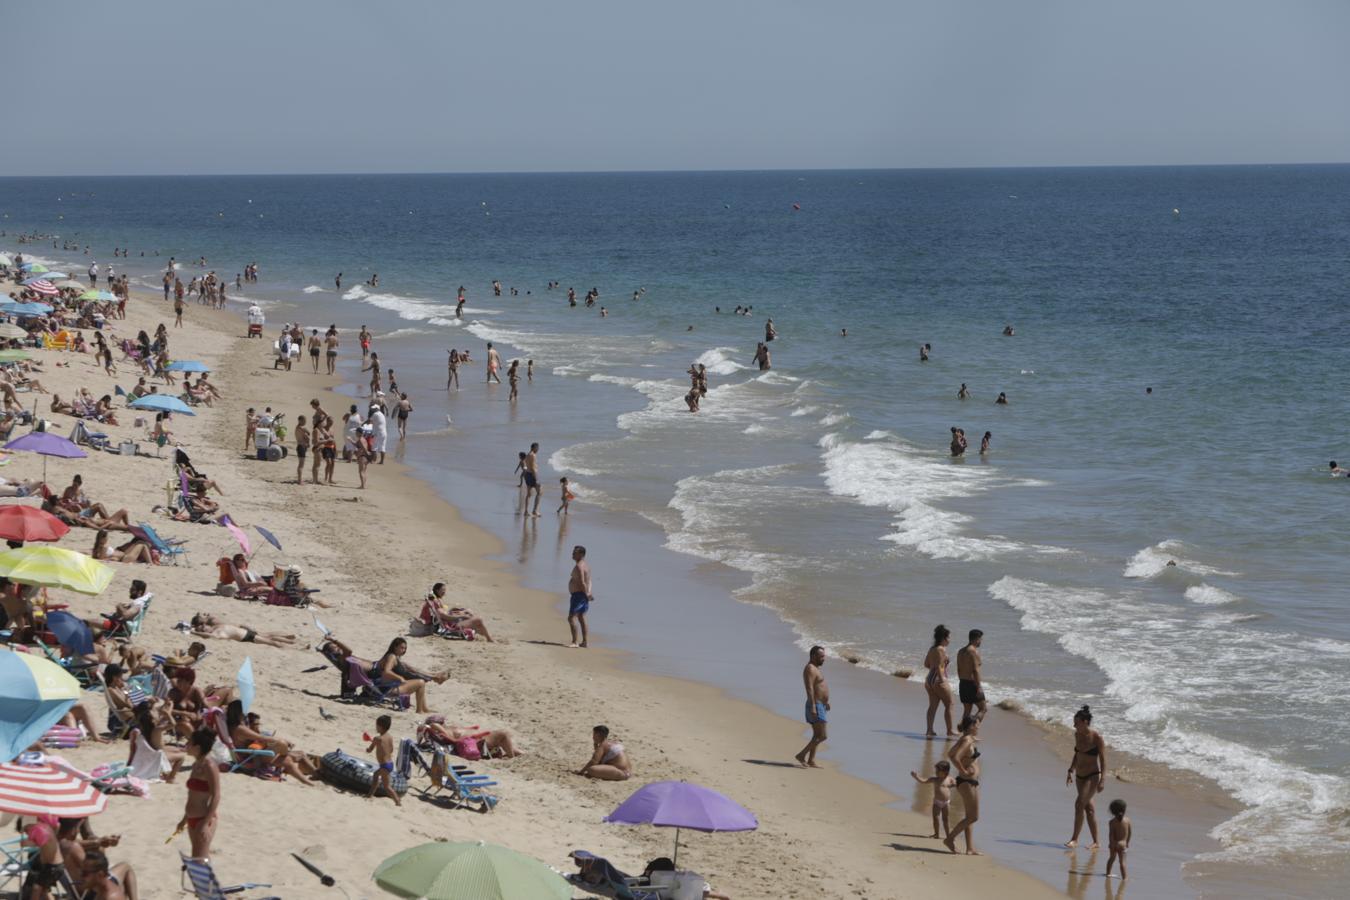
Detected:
left=16, top=285, right=1068, bottom=899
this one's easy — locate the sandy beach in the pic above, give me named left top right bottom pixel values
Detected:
left=0, top=285, right=1078, bottom=899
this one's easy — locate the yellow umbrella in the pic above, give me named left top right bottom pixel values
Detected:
left=0, top=546, right=113, bottom=595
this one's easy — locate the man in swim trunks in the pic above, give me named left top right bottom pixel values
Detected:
left=956, top=629, right=987, bottom=723
left=307, top=329, right=322, bottom=372
left=324, top=327, right=339, bottom=375
left=190, top=613, right=298, bottom=648
left=523, top=442, right=542, bottom=516
left=795, top=645, right=829, bottom=767
left=567, top=545, right=593, bottom=648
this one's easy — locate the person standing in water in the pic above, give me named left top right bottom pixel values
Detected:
left=523, top=442, right=542, bottom=516
left=447, top=349, right=460, bottom=390
left=980, top=431, right=991, bottom=455
left=335, top=272, right=342, bottom=291
left=765, top=318, right=777, bottom=342
left=396, top=393, right=413, bottom=439
left=958, top=383, right=970, bottom=400
left=920, top=343, right=931, bottom=362
left=486, top=343, right=502, bottom=384
left=751, top=342, right=771, bottom=371
left=950, top=427, right=967, bottom=457
left=507, top=360, right=520, bottom=402
left=567, top=545, right=593, bottom=648
left=924, top=625, right=956, bottom=737
left=956, top=629, right=987, bottom=722
left=795, top=645, right=829, bottom=768
left=1065, top=705, right=1108, bottom=849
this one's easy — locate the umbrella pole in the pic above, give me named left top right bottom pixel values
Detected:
left=673, top=826, right=680, bottom=870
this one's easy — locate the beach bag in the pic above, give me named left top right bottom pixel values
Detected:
left=319, top=749, right=407, bottom=796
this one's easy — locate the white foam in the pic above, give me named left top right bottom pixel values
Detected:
left=302, top=285, right=326, bottom=294
left=864, top=430, right=892, bottom=441
left=789, top=405, right=820, bottom=417
left=378, top=327, right=434, bottom=341
left=548, top=445, right=602, bottom=478
left=819, top=413, right=847, bottom=426
left=1125, top=540, right=1240, bottom=579
left=743, top=424, right=767, bottom=434
left=990, top=575, right=1350, bottom=863
left=1184, top=584, right=1241, bottom=606
left=819, top=432, right=1043, bottom=561
left=695, top=346, right=752, bottom=376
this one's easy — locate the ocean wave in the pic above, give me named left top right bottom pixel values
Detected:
left=302, top=285, right=326, bottom=294
left=818, top=432, right=1044, bottom=561
left=695, top=346, right=752, bottom=376
left=1124, top=540, right=1240, bottom=579
left=341, top=284, right=456, bottom=322
left=789, top=405, right=820, bottom=417
left=989, top=575, right=1350, bottom=864
left=1184, top=584, right=1241, bottom=606
left=819, top=413, right=848, bottom=426
left=664, top=465, right=797, bottom=583
left=378, top=327, right=434, bottom=341
left=548, top=445, right=602, bottom=478
left=864, top=430, right=892, bottom=441
left=743, top=424, right=767, bottom=434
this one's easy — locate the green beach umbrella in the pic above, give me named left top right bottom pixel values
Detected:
left=0, top=349, right=30, bottom=363
left=26, top=264, right=48, bottom=275
left=373, top=841, right=570, bottom=900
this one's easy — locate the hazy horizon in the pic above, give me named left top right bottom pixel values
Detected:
left=7, top=0, right=1349, bottom=176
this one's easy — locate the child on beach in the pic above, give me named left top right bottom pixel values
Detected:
left=527, top=359, right=534, bottom=382
left=365, top=714, right=401, bottom=806
left=1106, top=799, right=1131, bottom=879
left=911, top=761, right=955, bottom=839
left=507, top=360, right=520, bottom=402
left=557, top=477, right=574, bottom=515
left=515, top=452, right=527, bottom=486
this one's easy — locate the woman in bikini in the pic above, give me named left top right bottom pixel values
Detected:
left=375, top=638, right=447, bottom=714
left=422, top=721, right=521, bottom=759
left=224, top=701, right=319, bottom=785
left=422, top=583, right=495, bottom=642
left=167, top=669, right=209, bottom=737
left=179, top=729, right=221, bottom=861
left=577, top=724, right=631, bottom=781
left=944, top=715, right=982, bottom=855
left=90, top=529, right=154, bottom=565
left=924, top=624, right=956, bottom=737
left=1065, top=704, right=1108, bottom=848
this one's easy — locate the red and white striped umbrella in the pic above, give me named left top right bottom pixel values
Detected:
left=0, top=761, right=108, bottom=817
left=26, top=280, right=58, bottom=297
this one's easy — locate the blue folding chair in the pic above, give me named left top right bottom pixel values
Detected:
left=135, top=522, right=188, bottom=565
left=0, top=837, right=34, bottom=897
left=180, top=853, right=278, bottom=900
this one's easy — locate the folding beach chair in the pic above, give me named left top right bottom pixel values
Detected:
left=33, top=637, right=99, bottom=688
left=180, top=853, right=278, bottom=900
left=135, top=522, right=188, bottom=565
left=203, top=708, right=278, bottom=775
left=427, top=747, right=499, bottom=812
left=0, top=836, right=33, bottom=897
left=107, top=594, right=153, bottom=640
left=346, top=658, right=411, bottom=710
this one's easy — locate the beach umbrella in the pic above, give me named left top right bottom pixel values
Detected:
left=23, top=281, right=57, bottom=297
left=0, top=349, right=31, bottom=363
left=77, top=290, right=116, bottom=302
left=18, top=263, right=45, bottom=273
left=3, top=430, right=86, bottom=481
left=21, top=277, right=54, bottom=287
left=0, top=324, right=27, bottom=339
left=0, top=253, right=11, bottom=265
left=165, top=360, right=210, bottom=373
left=0, top=546, right=114, bottom=595
left=129, top=395, right=195, bottom=416
left=237, top=657, right=255, bottom=715
left=0, top=759, right=108, bottom=817
left=373, top=841, right=570, bottom=900
left=604, top=780, right=758, bottom=866
left=218, top=515, right=251, bottom=557
left=0, top=506, right=69, bottom=543
left=0, top=651, right=81, bottom=764
left=44, top=611, right=93, bottom=657
left=0, top=303, right=55, bottom=317
left=255, top=525, right=282, bottom=552
left=55, top=280, right=85, bottom=290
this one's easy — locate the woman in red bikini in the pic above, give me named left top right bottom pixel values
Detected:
left=178, top=730, right=221, bottom=861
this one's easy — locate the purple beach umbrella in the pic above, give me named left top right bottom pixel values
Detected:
left=4, top=430, right=87, bottom=481
left=604, top=780, right=758, bottom=866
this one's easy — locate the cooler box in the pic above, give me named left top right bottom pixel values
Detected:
left=254, top=428, right=273, bottom=451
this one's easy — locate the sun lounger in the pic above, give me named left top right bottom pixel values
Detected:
left=203, top=708, right=279, bottom=776
left=180, top=853, right=279, bottom=900
left=0, top=836, right=33, bottom=897
left=135, top=522, right=188, bottom=565
left=426, top=747, right=499, bottom=812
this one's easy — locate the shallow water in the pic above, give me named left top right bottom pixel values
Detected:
left=5, top=166, right=1349, bottom=895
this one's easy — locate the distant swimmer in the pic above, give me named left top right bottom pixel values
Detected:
left=335, top=272, right=342, bottom=290
left=996, top=392, right=1008, bottom=405
left=840, top=328, right=847, bottom=337
left=950, top=427, right=967, bottom=457
left=958, top=383, right=970, bottom=400
left=1003, top=325, right=1015, bottom=336
left=1331, top=461, right=1348, bottom=477
left=368, top=273, right=379, bottom=287
left=1146, top=387, right=1153, bottom=395
left=600, top=307, right=608, bottom=317
left=765, top=318, right=777, bottom=342
left=920, top=343, right=931, bottom=362
left=980, top=432, right=991, bottom=455
left=751, top=342, right=771, bottom=371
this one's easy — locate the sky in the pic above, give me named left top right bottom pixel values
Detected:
left=7, top=0, right=1349, bottom=175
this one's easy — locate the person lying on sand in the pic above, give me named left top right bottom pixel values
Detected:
left=191, top=613, right=299, bottom=649
left=43, top=496, right=135, bottom=533
left=577, top=725, right=631, bottom=781
left=420, top=720, right=521, bottom=758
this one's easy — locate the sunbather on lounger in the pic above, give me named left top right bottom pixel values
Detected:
left=578, top=725, right=632, bottom=781
left=91, top=529, right=153, bottom=564
left=190, top=613, right=299, bottom=649
left=421, top=721, right=521, bottom=758
left=375, top=637, right=448, bottom=714
left=227, top=553, right=272, bottom=599
left=422, top=582, right=495, bottom=642
left=225, top=700, right=319, bottom=785
left=43, top=495, right=135, bottom=533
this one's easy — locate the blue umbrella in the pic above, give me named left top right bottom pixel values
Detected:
left=255, top=525, right=282, bottom=552
left=0, top=652, right=81, bottom=764
left=165, top=360, right=210, bottom=373
left=45, top=610, right=94, bottom=657
left=128, top=395, right=195, bottom=416
left=237, top=657, right=255, bottom=714
left=18, top=262, right=37, bottom=271
left=0, top=303, right=55, bottom=316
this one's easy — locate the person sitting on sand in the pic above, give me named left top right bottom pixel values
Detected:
left=93, top=395, right=119, bottom=425
left=577, top=724, right=631, bottom=780
left=421, top=720, right=521, bottom=758
left=420, top=582, right=495, bottom=642
left=167, top=669, right=209, bottom=737
left=224, top=700, right=319, bottom=785
left=90, top=528, right=153, bottom=564
left=190, top=613, right=299, bottom=649
left=49, top=393, right=77, bottom=416
left=374, top=637, right=448, bottom=714
left=128, top=701, right=185, bottom=782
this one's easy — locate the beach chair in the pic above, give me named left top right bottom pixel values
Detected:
left=346, top=658, right=411, bottom=710
left=33, top=637, right=99, bottom=688
left=106, top=594, right=153, bottom=640
left=69, top=418, right=109, bottom=450
left=136, top=522, right=188, bottom=565
left=426, top=747, right=499, bottom=812
left=203, top=708, right=278, bottom=776
left=564, top=854, right=665, bottom=900
left=180, top=853, right=279, bottom=900
left=0, top=836, right=34, bottom=896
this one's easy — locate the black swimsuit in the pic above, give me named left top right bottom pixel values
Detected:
left=1073, top=740, right=1101, bottom=781
left=955, top=746, right=981, bottom=787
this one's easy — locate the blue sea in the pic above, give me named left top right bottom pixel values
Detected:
left=5, top=167, right=1349, bottom=895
